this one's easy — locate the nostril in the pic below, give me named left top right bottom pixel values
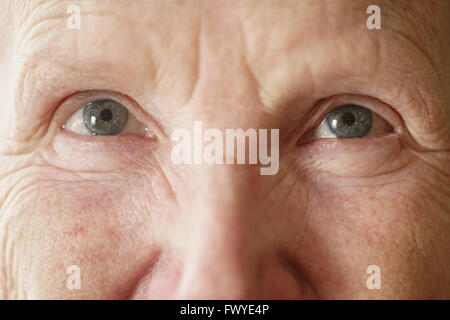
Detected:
left=127, top=250, right=182, bottom=300
left=278, top=251, right=320, bottom=299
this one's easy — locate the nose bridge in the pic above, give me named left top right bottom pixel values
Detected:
left=182, top=7, right=267, bottom=125
left=173, top=166, right=263, bottom=299
left=157, top=9, right=279, bottom=298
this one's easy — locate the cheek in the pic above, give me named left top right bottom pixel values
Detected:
left=3, top=165, right=173, bottom=299
left=49, top=132, right=156, bottom=172
left=298, top=134, right=405, bottom=177
left=294, top=162, right=448, bottom=298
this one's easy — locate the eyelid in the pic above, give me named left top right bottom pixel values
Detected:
left=320, top=95, right=401, bottom=131
left=294, top=94, right=404, bottom=145
left=312, top=109, right=391, bottom=139
left=52, top=90, right=162, bottom=138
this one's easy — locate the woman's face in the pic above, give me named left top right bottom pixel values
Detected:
left=0, top=0, right=449, bottom=299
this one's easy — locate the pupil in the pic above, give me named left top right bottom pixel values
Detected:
left=100, top=109, right=113, bottom=121
left=342, top=112, right=355, bottom=126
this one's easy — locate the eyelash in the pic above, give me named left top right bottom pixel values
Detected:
left=55, top=91, right=401, bottom=150
left=295, top=94, right=402, bottom=145
left=55, top=90, right=156, bottom=138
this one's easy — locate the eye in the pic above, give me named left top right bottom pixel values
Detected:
left=311, top=104, right=393, bottom=140
left=62, top=99, right=147, bottom=136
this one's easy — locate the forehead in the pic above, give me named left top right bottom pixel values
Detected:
left=4, top=0, right=449, bottom=116
left=10, top=0, right=445, bottom=76
left=11, top=0, right=445, bottom=79
left=12, top=0, right=442, bottom=41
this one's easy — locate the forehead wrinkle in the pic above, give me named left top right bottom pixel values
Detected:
left=13, top=0, right=193, bottom=93
left=379, top=1, right=450, bottom=120
left=14, top=0, right=75, bottom=55
left=257, top=0, right=439, bottom=69
left=14, top=0, right=127, bottom=54
left=239, top=2, right=378, bottom=109
left=380, top=0, right=443, bottom=74
left=253, top=1, right=442, bottom=85
left=238, top=0, right=366, bottom=107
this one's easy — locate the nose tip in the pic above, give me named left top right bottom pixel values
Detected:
left=129, top=249, right=307, bottom=299
left=130, top=166, right=306, bottom=299
left=175, top=187, right=259, bottom=299
left=176, top=255, right=258, bottom=299
left=136, top=208, right=306, bottom=299
left=175, top=250, right=306, bottom=299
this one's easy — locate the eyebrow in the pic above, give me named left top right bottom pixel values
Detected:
left=244, top=3, right=443, bottom=97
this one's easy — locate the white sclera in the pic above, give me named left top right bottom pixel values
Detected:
left=62, top=105, right=148, bottom=136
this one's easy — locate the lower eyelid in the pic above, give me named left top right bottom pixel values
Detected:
left=297, top=133, right=404, bottom=165
left=57, top=126, right=157, bottom=153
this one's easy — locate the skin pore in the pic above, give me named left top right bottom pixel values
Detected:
left=0, top=0, right=449, bottom=299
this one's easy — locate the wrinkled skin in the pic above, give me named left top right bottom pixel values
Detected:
left=0, top=0, right=449, bottom=299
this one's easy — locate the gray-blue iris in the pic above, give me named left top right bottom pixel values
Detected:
left=83, top=99, right=128, bottom=135
left=326, top=104, right=373, bottom=138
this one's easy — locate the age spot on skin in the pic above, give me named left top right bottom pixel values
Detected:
left=64, top=224, right=86, bottom=237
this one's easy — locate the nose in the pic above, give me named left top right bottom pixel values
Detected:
left=176, top=170, right=258, bottom=299
left=130, top=166, right=305, bottom=299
